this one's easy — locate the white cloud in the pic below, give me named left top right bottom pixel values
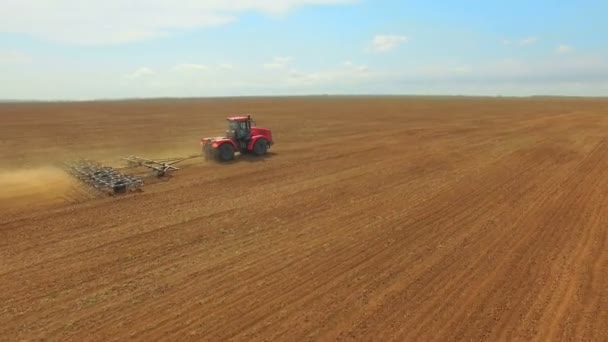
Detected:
left=219, top=63, right=235, bottom=70
left=173, top=63, right=209, bottom=72
left=277, top=60, right=372, bottom=87
left=285, top=61, right=373, bottom=87
left=417, top=65, right=473, bottom=78
left=342, top=60, right=370, bottom=73
left=398, top=57, right=608, bottom=85
left=371, top=35, right=408, bottom=53
left=0, top=1, right=356, bottom=45
left=115, top=59, right=375, bottom=95
left=4, top=54, right=608, bottom=100
left=264, top=57, right=292, bottom=69
left=557, top=45, right=574, bottom=54
left=356, top=56, right=608, bottom=96
left=125, top=67, right=156, bottom=79
left=502, top=36, right=539, bottom=46
left=287, top=70, right=330, bottom=86
left=0, top=50, right=31, bottom=64
left=356, top=65, right=370, bottom=73
left=519, top=36, right=538, bottom=45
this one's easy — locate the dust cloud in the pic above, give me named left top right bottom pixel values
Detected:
left=0, top=166, right=79, bottom=211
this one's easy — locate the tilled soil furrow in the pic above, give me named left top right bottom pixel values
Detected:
left=1, top=97, right=607, bottom=340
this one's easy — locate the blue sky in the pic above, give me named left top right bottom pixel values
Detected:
left=1, top=0, right=607, bottom=99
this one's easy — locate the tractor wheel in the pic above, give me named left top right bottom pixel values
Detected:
left=252, top=138, right=269, bottom=156
left=217, top=143, right=235, bottom=162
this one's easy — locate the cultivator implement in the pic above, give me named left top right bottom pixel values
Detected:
left=122, top=156, right=188, bottom=177
left=63, top=154, right=195, bottom=196
left=64, top=159, right=144, bottom=195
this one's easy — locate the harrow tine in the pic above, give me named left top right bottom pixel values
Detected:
left=64, top=159, right=144, bottom=195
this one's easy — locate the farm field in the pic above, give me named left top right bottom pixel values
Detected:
left=1, top=96, right=607, bottom=340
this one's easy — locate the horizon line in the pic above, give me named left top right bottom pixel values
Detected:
left=1, top=93, right=607, bottom=104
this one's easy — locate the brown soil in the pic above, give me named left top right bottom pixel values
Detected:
left=1, top=96, right=607, bottom=341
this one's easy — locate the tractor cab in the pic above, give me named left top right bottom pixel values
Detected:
left=226, top=115, right=254, bottom=148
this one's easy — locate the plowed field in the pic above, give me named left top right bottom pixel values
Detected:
left=1, top=96, right=607, bottom=341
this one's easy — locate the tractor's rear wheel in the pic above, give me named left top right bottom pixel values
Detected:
left=252, top=138, right=269, bottom=156
left=217, top=143, right=235, bottom=162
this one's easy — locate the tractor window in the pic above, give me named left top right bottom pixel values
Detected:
left=228, top=120, right=251, bottom=131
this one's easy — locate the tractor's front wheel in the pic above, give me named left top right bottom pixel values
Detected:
left=217, top=143, right=235, bottom=162
left=252, top=138, right=269, bottom=156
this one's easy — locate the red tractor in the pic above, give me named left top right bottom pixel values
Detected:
left=201, top=115, right=273, bottom=162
